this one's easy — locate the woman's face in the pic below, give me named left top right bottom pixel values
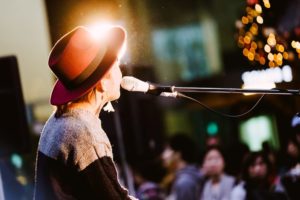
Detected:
left=161, top=146, right=179, bottom=171
left=248, top=156, right=268, bottom=179
left=287, top=141, right=299, bottom=158
left=103, top=60, right=122, bottom=101
left=203, top=149, right=224, bottom=177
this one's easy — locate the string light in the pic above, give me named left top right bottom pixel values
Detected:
left=256, top=16, right=263, bottom=24
left=236, top=0, right=299, bottom=68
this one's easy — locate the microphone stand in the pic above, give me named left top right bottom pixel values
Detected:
left=171, top=86, right=300, bottom=96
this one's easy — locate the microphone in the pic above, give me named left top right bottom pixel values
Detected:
left=121, top=76, right=177, bottom=97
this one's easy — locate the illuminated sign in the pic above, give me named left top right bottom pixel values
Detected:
left=241, top=65, right=293, bottom=89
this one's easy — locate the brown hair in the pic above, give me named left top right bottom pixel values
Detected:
left=54, top=87, right=97, bottom=118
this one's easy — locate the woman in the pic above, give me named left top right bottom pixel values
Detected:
left=34, top=26, right=136, bottom=199
left=201, top=146, right=235, bottom=200
left=231, top=151, right=281, bottom=200
left=275, top=135, right=300, bottom=200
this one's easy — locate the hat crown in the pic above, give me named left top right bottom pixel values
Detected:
left=49, top=25, right=126, bottom=105
left=49, top=27, right=106, bottom=86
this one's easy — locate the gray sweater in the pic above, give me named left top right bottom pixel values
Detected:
left=34, top=108, right=135, bottom=199
left=201, top=174, right=235, bottom=200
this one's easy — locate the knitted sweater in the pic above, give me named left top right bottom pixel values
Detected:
left=34, top=108, right=135, bottom=200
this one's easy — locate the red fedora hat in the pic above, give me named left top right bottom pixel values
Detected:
left=48, top=26, right=126, bottom=105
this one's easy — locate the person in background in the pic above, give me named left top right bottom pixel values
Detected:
left=132, top=157, right=166, bottom=200
left=34, top=25, right=137, bottom=199
left=231, top=151, right=283, bottom=200
left=161, top=133, right=203, bottom=200
left=275, top=134, right=300, bottom=200
left=201, top=146, right=235, bottom=200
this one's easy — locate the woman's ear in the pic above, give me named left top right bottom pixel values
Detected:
left=98, top=69, right=113, bottom=92
left=99, top=76, right=112, bottom=92
left=96, top=80, right=105, bottom=92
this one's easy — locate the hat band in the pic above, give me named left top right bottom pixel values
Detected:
left=55, top=47, right=107, bottom=90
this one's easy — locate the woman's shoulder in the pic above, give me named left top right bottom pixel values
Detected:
left=223, top=173, right=236, bottom=183
left=230, top=181, right=246, bottom=200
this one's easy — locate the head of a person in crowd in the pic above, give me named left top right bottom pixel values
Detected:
left=286, top=135, right=300, bottom=168
left=132, top=158, right=166, bottom=200
left=287, top=137, right=300, bottom=158
left=242, top=152, right=271, bottom=184
left=48, top=25, right=126, bottom=117
left=161, top=133, right=198, bottom=171
left=291, top=113, right=300, bottom=144
left=202, top=146, right=226, bottom=180
left=132, top=156, right=166, bottom=187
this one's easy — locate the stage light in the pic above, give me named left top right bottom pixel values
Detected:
left=86, top=22, right=127, bottom=59
left=87, top=22, right=114, bottom=40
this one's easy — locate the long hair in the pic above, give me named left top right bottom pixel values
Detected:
left=241, top=151, right=274, bottom=200
left=54, top=87, right=97, bottom=118
left=241, top=151, right=272, bottom=182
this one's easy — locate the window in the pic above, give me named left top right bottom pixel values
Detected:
left=239, top=115, right=279, bottom=151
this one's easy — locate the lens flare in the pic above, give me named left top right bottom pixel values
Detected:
left=87, top=22, right=114, bottom=40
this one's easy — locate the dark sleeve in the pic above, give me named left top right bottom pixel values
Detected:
left=173, top=179, right=199, bottom=200
left=79, top=156, right=134, bottom=200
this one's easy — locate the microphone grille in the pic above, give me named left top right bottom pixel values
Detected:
left=121, top=76, right=149, bottom=92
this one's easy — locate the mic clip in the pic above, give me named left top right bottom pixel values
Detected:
left=147, top=82, right=175, bottom=96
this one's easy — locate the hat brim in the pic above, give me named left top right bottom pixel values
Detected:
left=50, top=26, right=126, bottom=105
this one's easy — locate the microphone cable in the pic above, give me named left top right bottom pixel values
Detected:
left=176, top=92, right=265, bottom=118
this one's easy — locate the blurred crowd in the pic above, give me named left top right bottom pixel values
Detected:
left=129, top=115, right=300, bottom=200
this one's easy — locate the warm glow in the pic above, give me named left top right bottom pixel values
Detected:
left=241, top=65, right=293, bottom=96
left=291, top=41, right=297, bottom=48
left=251, top=42, right=257, bottom=49
left=276, top=44, right=284, bottom=52
left=276, top=60, right=283, bottom=66
left=267, top=53, right=274, bottom=61
left=250, top=25, right=258, bottom=35
left=87, top=22, right=115, bottom=40
left=296, top=42, right=300, bottom=49
left=259, top=57, right=266, bottom=65
left=269, top=61, right=275, bottom=67
left=242, top=82, right=276, bottom=96
left=291, top=41, right=300, bottom=49
left=255, top=4, right=262, bottom=13
left=256, top=16, right=263, bottom=24
left=248, top=52, right=255, bottom=60
left=242, top=16, right=249, bottom=24
left=263, top=0, right=271, bottom=8
left=277, top=53, right=283, bottom=61
left=244, top=36, right=251, bottom=44
left=117, top=41, right=127, bottom=59
left=242, top=82, right=276, bottom=89
left=283, top=52, right=289, bottom=59
left=236, top=20, right=243, bottom=29
left=267, top=37, right=276, bottom=47
left=86, top=22, right=127, bottom=60
left=255, top=53, right=260, bottom=61
left=243, top=48, right=249, bottom=56
left=264, top=44, right=271, bottom=53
